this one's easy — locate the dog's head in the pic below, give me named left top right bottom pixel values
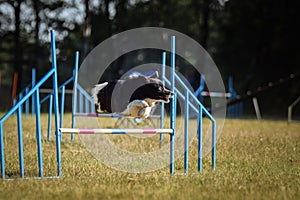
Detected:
left=129, top=74, right=174, bottom=104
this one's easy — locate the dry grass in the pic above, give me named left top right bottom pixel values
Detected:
left=0, top=113, right=299, bottom=200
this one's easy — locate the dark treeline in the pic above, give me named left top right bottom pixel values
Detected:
left=0, top=0, right=299, bottom=116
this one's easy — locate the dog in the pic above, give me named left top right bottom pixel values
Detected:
left=91, top=71, right=173, bottom=119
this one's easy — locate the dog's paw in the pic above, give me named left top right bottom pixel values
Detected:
left=138, top=106, right=152, bottom=119
left=121, top=100, right=150, bottom=118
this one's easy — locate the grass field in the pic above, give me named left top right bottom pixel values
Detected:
left=0, top=113, right=299, bottom=200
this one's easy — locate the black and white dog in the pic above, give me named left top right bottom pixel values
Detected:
left=91, top=72, right=173, bottom=119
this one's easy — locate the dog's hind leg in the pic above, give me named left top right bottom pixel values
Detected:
left=91, top=82, right=108, bottom=104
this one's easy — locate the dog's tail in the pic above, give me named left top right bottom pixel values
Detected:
left=91, top=82, right=108, bottom=104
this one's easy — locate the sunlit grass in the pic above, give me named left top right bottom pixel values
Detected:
left=0, top=113, right=299, bottom=199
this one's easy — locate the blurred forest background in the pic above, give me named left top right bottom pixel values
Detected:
left=0, top=0, right=299, bottom=118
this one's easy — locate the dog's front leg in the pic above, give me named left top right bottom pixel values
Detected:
left=120, top=100, right=149, bottom=118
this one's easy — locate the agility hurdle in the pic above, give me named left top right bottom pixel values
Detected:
left=60, top=37, right=178, bottom=174
left=61, top=36, right=217, bottom=174
left=195, top=75, right=243, bottom=118
left=160, top=47, right=216, bottom=173
left=0, top=30, right=61, bottom=180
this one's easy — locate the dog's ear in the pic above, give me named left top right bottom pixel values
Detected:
left=147, top=70, right=159, bottom=79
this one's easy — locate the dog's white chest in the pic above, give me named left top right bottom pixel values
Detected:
left=121, top=100, right=154, bottom=119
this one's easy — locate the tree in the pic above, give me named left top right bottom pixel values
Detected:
left=33, top=0, right=41, bottom=70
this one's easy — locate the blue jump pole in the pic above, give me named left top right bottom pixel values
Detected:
left=19, top=93, right=23, bottom=114
left=35, top=89, right=43, bottom=177
left=85, top=96, right=89, bottom=113
left=60, top=86, right=65, bottom=141
left=25, top=87, right=29, bottom=117
left=228, top=76, right=242, bottom=117
left=228, top=76, right=233, bottom=92
left=184, top=90, right=189, bottom=174
left=194, top=75, right=205, bottom=103
left=17, top=105, right=24, bottom=178
left=160, top=52, right=166, bottom=148
left=212, top=119, right=216, bottom=170
left=50, top=30, right=62, bottom=177
left=79, top=92, right=83, bottom=113
left=170, top=36, right=176, bottom=174
left=198, top=106, right=203, bottom=173
left=0, top=124, right=4, bottom=179
left=228, top=76, right=234, bottom=117
left=47, top=95, right=53, bottom=141
left=71, top=51, right=79, bottom=141
left=31, top=68, right=36, bottom=117
left=91, top=98, right=95, bottom=113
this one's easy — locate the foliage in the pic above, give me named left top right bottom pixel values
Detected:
left=0, top=0, right=299, bottom=115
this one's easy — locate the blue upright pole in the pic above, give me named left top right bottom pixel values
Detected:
left=71, top=51, right=79, bottom=141
left=91, top=101, right=95, bottom=113
left=17, top=106, right=24, bottom=178
left=228, top=76, right=240, bottom=117
left=0, top=124, right=4, bottom=179
left=13, top=98, right=16, bottom=108
left=228, top=76, right=233, bottom=91
left=47, top=95, right=53, bottom=141
left=184, top=90, right=189, bottom=174
left=160, top=52, right=166, bottom=148
left=35, top=89, right=43, bottom=177
left=199, top=76, right=205, bottom=102
left=31, top=68, right=36, bottom=117
left=25, top=87, right=29, bottom=117
left=170, top=36, right=176, bottom=174
left=198, top=106, right=203, bottom=173
left=194, top=75, right=205, bottom=102
left=228, top=76, right=233, bottom=117
left=51, top=30, right=62, bottom=177
left=79, top=92, right=83, bottom=113
left=19, top=93, right=23, bottom=114
left=85, top=96, right=89, bottom=113
left=60, top=86, right=65, bottom=141
left=212, top=119, right=216, bottom=170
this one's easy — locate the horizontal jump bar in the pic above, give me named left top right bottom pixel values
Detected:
left=60, top=128, right=173, bottom=134
left=74, top=113, right=161, bottom=119
left=201, top=91, right=232, bottom=98
left=39, top=88, right=73, bottom=94
left=75, top=113, right=122, bottom=118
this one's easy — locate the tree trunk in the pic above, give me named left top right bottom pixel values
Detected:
left=104, top=0, right=112, bottom=35
left=200, top=0, right=211, bottom=49
left=11, top=0, right=22, bottom=106
left=83, top=0, right=91, bottom=58
left=33, top=0, right=40, bottom=71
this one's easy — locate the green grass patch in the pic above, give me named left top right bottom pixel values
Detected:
left=0, top=113, right=299, bottom=199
